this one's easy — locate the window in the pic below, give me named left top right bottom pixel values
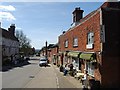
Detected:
left=87, top=32, right=94, bottom=44
left=86, top=62, right=94, bottom=77
left=73, top=37, right=78, bottom=47
left=64, top=40, right=68, bottom=48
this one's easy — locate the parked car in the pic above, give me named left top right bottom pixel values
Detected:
left=39, top=57, right=48, bottom=67
left=25, top=56, right=30, bottom=61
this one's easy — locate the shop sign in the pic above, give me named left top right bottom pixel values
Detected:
left=100, top=25, right=105, bottom=43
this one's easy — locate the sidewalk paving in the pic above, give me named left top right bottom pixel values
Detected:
left=52, top=64, right=83, bottom=88
left=2, top=61, right=30, bottom=72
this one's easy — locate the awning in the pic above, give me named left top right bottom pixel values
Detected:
left=79, top=53, right=95, bottom=60
left=68, top=52, right=80, bottom=57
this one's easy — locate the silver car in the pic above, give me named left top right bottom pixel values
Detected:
left=39, top=58, right=48, bottom=67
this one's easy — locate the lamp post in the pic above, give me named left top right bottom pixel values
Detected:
left=45, top=41, right=48, bottom=58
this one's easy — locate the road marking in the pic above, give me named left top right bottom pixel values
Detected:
left=55, top=73, right=59, bottom=88
left=52, top=64, right=60, bottom=88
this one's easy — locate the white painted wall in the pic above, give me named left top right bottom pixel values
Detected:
left=2, top=37, right=19, bottom=59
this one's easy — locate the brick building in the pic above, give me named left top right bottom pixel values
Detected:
left=48, top=43, right=59, bottom=65
left=40, top=43, right=59, bottom=64
left=58, top=2, right=120, bottom=88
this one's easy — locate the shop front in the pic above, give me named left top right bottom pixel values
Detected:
left=79, top=52, right=100, bottom=89
left=67, top=51, right=81, bottom=71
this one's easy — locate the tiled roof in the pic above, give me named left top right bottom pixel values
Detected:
left=79, top=10, right=97, bottom=24
left=1, top=28, right=19, bottom=41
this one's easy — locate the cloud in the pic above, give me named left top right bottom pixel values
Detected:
left=0, top=5, right=15, bottom=11
left=0, top=12, right=16, bottom=21
left=0, top=5, right=16, bottom=21
left=16, top=27, right=22, bottom=30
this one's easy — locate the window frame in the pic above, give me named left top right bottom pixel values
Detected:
left=64, top=40, right=68, bottom=48
left=86, top=61, right=94, bottom=77
left=87, top=32, right=94, bottom=45
left=73, top=37, right=78, bottom=47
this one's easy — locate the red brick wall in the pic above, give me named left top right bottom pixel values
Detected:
left=59, top=11, right=101, bottom=52
left=59, top=2, right=120, bottom=88
left=59, top=10, right=102, bottom=83
left=51, top=47, right=58, bottom=55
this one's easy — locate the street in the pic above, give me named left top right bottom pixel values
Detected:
left=2, top=56, right=82, bottom=89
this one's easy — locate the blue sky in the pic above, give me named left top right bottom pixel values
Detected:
left=0, top=2, right=104, bottom=49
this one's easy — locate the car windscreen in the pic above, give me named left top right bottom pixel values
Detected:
left=40, top=59, right=47, bottom=61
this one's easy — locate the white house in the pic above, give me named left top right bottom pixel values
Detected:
left=0, top=24, right=19, bottom=64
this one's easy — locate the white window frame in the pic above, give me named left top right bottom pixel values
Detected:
left=86, top=61, right=94, bottom=77
left=87, top=32, right=94, bottom=44
left=73, top=37, right=78, bottom=47
left=65, top=40, right=68, bottom=48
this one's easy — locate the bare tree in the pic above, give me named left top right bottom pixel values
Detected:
left=15, top=30, right=32, bottom=56
left=15, top=30, right=31, bottom=48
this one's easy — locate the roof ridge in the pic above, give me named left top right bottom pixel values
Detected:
left=1, top=28, right=19, bottom=41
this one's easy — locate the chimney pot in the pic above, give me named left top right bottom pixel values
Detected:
left=72, top=7, right=84, bottom=24
left=9, top=24, right=15, bottom=36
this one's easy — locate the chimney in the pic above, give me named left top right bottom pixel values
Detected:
left=8, top=24, right=15, bottom=36
left=62, top=31, right=66, bottom=34
left=72, top=7, right=84, bottom=24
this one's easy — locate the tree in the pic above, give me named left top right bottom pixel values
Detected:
left=15, top=30, right=32, bottom=56
left=15, top=30, right=31, bottom=48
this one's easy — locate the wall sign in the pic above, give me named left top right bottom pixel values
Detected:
left=100, top=25, right=105, bottom=43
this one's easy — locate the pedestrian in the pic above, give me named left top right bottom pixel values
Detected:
left=60, top=65, right=64, bottom=72
left=64, top=64, right=69, bottom=76
left=70, top=63, right=73, bottom=71
left=82, top=70, right=89, bottom=89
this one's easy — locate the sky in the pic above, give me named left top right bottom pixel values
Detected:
left=0, top=1, right=106, bottom=49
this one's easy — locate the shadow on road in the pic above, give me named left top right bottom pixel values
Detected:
left=39, top=64, right=51, bottom=68
left=1, top=61, right=31, bottom=72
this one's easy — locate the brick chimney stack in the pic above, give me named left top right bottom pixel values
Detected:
left=72, top=7, right=84, bottom=24
left=8, top=24, right=15, bottom=36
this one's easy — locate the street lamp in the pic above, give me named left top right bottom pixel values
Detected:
left=45, top=41, right=48, bottom=58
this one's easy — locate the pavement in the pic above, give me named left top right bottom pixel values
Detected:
left=53, top=64, right=83, bottom=88
left=2, top=60, right=30, bottom=72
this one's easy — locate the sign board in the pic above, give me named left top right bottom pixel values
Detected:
left=100, top=25, right=105, bottom=43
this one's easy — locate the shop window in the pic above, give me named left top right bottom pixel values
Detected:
left=64, top=40, right=68, bottom=48
left=86, top=62, right=94, bottom=77
left=73, top=37, right=78, bottom=47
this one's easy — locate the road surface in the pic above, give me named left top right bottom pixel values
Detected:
left=2, top=56, right=82, bottom=89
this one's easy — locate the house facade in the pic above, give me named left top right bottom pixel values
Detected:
left=48, top=44, right=59, bottom=65
left=1, top=24, right=19, bottom=65
left=58, top=2, right=120, bottom=88
left=40, top=44, right=59, bottom=64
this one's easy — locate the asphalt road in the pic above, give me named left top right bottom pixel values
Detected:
left=2, top=56, right=82, bottom=89
left=2, top=57, right=41, bottom=88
